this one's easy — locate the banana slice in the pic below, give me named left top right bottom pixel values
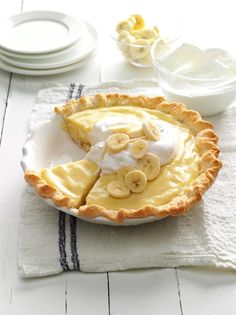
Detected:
left=139, top=29, right=159, bottom=41
left=135, top=54, right=151, bottom=66
left=117, top=31, right=134, bottom=55
left=143, top=119, right=161, bottom=141
left=130, top=139, right=149, bottom=159
left=128, top=15, right=136, bottom=27
left=118, top=31, right=131, bottom=42
left=107, top=180, right=130, bottom=198
left=117, top=165, right=135, bottom=179
left=131, top=29, right=159, bottom=41
left=129, top=39, right=150, bottom=59
left=153, top=26, right=160, bottom=35
left=132, top=14, right=145, bottom=30
left=126, top=125, right=143, bottom=138
left=109, top=125, right=130, bottom=134
left=138, top=153, right=160, bottom=181
left=125, top=170, right=147, bottom=193
left=106, top=133, right=129, bottom=153
left=116, top=20, right=133, bottom=33
left=129, top=136, right=146, bottom=142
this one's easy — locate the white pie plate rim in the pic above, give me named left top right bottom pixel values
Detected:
left=21, top=118, right=162, bottom=226
left=0, top=10, right=83, bottom=54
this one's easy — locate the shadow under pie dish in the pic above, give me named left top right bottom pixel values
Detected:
left=24, top=93, right=222, bottom=224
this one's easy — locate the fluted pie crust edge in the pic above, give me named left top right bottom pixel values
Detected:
left=25, top=93, right=222, bottom=223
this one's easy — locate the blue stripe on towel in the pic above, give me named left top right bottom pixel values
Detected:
left=58, top=83, right=84, bottom=271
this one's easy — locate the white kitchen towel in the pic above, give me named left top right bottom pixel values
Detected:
left=18, top=80, right=236, bottom=277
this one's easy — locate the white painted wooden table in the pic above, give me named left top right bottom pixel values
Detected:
left=0, top=1, right=236, bottom=314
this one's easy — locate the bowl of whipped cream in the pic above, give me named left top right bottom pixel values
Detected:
left=151, top=40, right=236, bottom=116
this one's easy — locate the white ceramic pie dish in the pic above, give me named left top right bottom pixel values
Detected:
left=21, top=118, right=160, bottom=226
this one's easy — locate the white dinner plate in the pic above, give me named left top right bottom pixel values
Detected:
left=0, top=22, right=97, bottom=70
left=0, top=11, right=83, bottom=54
left=21, top=119, right=161, bottom=226
left=0, top=50, right=96, bottom=76
left=0, top=43, right=78, bottom=60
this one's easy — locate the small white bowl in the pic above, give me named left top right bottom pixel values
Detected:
left=111, top=17, right=181, bottom=68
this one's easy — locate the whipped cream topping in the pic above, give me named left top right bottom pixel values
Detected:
left=85, top=117, right=178, bottom=174
left=101, top=150, right=137, bottom=174
left=84, top=141, right=106, bottom=165
left=148, top=120, right=178, bottom=165
left=89, top=116, right=142, bottom=144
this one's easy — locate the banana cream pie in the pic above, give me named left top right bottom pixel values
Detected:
left=25, top=94, right=222, bottom=223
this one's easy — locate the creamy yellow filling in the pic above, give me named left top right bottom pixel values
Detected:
left=62, top=105, right=200, bottom=210
left=40, top=160, right=99, bottom=204
left=86, top=129, right=199, bottom=210
left=65, top=106, right=181, bottom=144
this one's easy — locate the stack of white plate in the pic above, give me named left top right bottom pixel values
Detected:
left=0, top=11, right=98, bottom=75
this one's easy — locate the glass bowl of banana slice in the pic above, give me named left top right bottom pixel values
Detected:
left=112, top=14, right=181, bottom=68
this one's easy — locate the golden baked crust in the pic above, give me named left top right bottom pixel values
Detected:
left=33, top=93, right=222, bottom=223
left=25, top=170, right=77, bottom=208
left=55, top=94, right=165, bottom=116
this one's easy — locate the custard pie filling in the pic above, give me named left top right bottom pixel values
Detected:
left=86, top=126, right=199, bottom=210
left=62, top=105, right=200, bottom=210
left=65, top=106, right=179, bottom=148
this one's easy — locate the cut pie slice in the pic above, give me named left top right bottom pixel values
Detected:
left=24, top=160, right=100, bottom=209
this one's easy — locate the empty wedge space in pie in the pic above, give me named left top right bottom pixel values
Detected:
left=24, top=93, right=222, bottom=223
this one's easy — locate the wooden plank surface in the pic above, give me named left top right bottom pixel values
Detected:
left=178, top=267, right=236, bottom=315
left=0, top=0, right=21, bottom=139
left=66, top=272, right=109, bottom=315
left=109, top=269, right=182, bottom=315
left=0, top=72, right=11, bottom=137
